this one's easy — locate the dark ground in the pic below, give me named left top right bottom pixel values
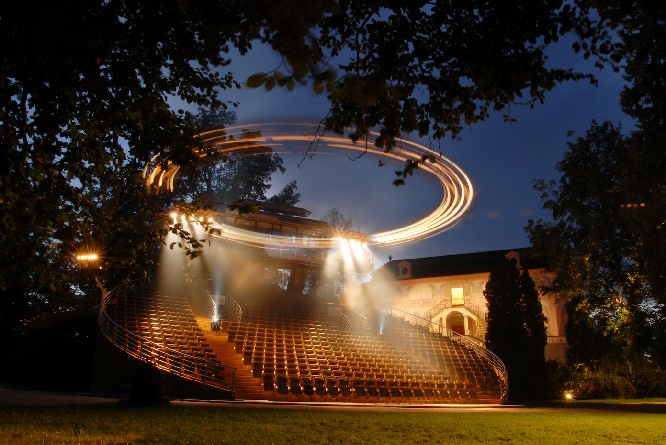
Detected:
left=2, top=382, right=665, bottom=414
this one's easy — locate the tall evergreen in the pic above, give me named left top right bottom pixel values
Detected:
left=521, top=269, right=548, bottom=368
left=485, top=260, right=524, bottom=362
left=484, top=259, right=547, bottom=399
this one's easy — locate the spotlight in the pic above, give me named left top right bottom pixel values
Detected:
left=337, top=238, right=353, bottom=263
left=211, top=317, right=221, bottom=331
left=564, top=391, right=574, bottom=401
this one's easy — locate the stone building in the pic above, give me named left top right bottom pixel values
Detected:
left=369, top=249, right=567, bottom=362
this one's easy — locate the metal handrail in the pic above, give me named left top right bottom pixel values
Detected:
left=206, top=291, right=242, bottom=324
left=346, top=306, right=371, bottom=331
left=428, top=300, right=451, bottom=319
left=381, top=304, right=508, bottom=403
left=381, top=305, right=443, bottom=334
left=328, top=303, right=371, bottom=331
left=429, top=299, right=482, bottom=320
left=449, top=332, right=509, bottom=403
left=463, top=303, right=482, bottom=318
left=207, top=292, right=217, bottom=319
left=327, top=305, right=351, bottom=331
left=227, top=296, right=242, bottom=323
left=100, top=279, right=237, bottom=395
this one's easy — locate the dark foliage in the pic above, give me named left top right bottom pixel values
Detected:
left=128, top=364, right=170, bottom=406
left=526, top=1, right=666, bottom=395
left=0, top=1, right=639, bottom=391
left=485, top=259, right=547, bottom=399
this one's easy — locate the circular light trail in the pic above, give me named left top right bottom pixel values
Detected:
left=146, top=123, right=474, bottom=247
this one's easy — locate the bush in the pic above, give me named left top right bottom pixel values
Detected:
left=632, top=360, right=666, bottom=398
left=128, top=364, right=170, bottom=405
left=548, top=363, right=638, bottom=400
left=575, top=371, right=637, bottom=399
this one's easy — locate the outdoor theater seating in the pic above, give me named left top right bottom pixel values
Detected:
left=101, top=281, right=503, bottom=403
left=221, top=299, right=502, bottom=403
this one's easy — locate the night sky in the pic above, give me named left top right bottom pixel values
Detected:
left=178, top=38, right=633, bottom=268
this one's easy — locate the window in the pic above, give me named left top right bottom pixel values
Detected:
left=451, top=287, right=464, bottom=306
left=397, top=261, right=412, bottom=279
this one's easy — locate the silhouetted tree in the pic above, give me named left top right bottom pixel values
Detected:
left=521, top=270, right=548, bottom=368
left=321, top=208, right=353, bottom=233
left=194, top=108, right=237, bottom=133
left=615, top=2, right=666, bottom=308
left=485, top=259, right=547, bottom=399
left=526, top=3, right=666, bottom=386
left=526, top=119, right=666, bottom=396
left=0, top=0, right=636, bottom=389
left=267, top=180, right=301, bottom=207
left=172, top=112, right=301, bottom=211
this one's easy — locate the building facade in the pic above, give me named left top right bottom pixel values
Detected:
left=370, top=249, right=568, bottom=362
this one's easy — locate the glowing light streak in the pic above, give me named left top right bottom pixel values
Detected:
left=147, top=123, right=473, bottom=247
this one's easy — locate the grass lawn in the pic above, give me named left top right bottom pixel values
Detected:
left=1, top=401, right=664, bottom=444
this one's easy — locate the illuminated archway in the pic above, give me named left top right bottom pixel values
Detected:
left=447, top=311, right=466, bottom=335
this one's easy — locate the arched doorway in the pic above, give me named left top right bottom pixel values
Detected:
left=447, top=311, right=465, bottom=335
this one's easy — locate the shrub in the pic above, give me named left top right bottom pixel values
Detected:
left=128, top=364, right=170, bottom=405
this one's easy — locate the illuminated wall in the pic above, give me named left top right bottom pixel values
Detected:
left=371, top=250, right=568, bottom=362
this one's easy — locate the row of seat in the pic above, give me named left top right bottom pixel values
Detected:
left=106, top=284, right=502, bottom=402
left=381, top=317, right=500, bottom=388
left=223, top=301, right=500, bottom=400
left=236, top=328, right=437, bottom=380
left=105, top=287, right=232, bottom=390
left=269, top=381, right=479, bottom=401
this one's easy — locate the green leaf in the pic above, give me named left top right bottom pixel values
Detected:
left=246, top=73, right=266, bottom=88
left=265, top=76, right=276, bottom=91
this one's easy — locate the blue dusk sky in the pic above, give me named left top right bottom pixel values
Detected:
left=182, top=40, right=633, bottom=268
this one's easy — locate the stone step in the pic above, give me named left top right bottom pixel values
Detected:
left=195, top=317, right=266, bottom=400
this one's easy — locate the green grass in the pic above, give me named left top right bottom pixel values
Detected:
left=1, top=402, right=665, bottom=444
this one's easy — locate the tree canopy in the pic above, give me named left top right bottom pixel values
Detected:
left=526, top=120, right=666, bottom=393
left=0, top=0, right=640, bottom=388
left=525, top=3, right=666, bottom=390
left=0, top=1, right=625, bottom=288
left=248, top=1, right=622, bottom=151
left=614, top=1, right=666, bottom=303
left=171, top=109, right=302, bottom=212
left=174, top=137, right=299, bottom=210
left=321, top=207, right=353, bottom=233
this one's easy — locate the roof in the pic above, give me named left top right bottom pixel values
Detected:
left=372, top=248, right=544, bottom=281
left=236, top=200, right=313, bottom=218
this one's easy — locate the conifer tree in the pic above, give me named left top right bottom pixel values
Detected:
left=485, top=258, right=547, bottom=399
left=521, top=269, right=548, bottom=368
left=485, top=260, right=524, bottom=362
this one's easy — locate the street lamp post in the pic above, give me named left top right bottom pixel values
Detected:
left=75, top=252, right=107, bottom=300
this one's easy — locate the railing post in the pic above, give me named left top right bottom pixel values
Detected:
left=99, top=277, right=239, bottom=396
left=231, top=367, right=236, bottom=400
